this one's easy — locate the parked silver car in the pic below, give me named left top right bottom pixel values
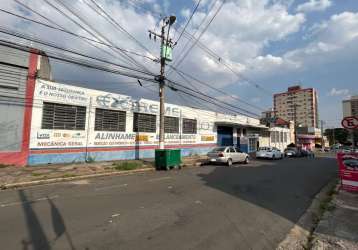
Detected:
left=207, top=146, right=249, bottom=166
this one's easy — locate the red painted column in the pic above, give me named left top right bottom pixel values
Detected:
left=0, top=51, right=38, bottom=166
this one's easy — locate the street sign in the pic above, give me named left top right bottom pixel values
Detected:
left=341, top=116, right=358, bottom=129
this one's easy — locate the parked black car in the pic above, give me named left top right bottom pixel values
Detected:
left=284, top=147, right=301, bottom=157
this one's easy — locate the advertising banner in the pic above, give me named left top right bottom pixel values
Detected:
left=337, top=152, right=358, bottom=192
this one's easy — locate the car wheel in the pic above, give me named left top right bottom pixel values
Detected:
left=244, top=157, right=249, bottom=164
left=227, top=158, right=233, bottom=166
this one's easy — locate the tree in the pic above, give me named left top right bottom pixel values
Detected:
left=324, top=128, right=349, bottom=145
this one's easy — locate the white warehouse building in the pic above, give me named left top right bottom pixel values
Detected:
left=0, top=44, right=292, bottom=166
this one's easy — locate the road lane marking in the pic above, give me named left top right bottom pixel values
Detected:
left=0, top=195, right=59, bottom=208
left=147, top=176, right=172, bottom=182
left=94, top=183, right=128, bottom=191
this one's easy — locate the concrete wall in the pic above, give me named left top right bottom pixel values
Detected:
left=0, top=45, right=29, bottom=152
left=0, top=45, right=38, bottom=166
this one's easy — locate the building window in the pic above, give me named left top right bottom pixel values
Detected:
left=182, top=118, right=197, bottom=134
left=284, top=132, right=288, bottom=143
left=164, top=116, right=179, bottom=133
left=42, top=102, right=86, bottom=130
left=280, top=132, right=284, bottom=142
left=275, top=131, right=280, bottom=143
left=133, top=113, right=156, bottom=132
left=248, top=138, right=256, bottom=152
left=271, top=131, right=276, bottom=143
left=95, top=108, right=126, bottom=131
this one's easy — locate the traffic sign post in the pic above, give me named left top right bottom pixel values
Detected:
left=341, top=116, right=358, bottom=150
left=341, top=116, right=358, bottom=129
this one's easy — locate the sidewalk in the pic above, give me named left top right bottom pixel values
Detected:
left=311, top=188, right=358, bottom=249
left=0, top=156, right=206, bottom=189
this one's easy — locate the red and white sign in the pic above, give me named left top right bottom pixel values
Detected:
left=341, top=116, right=358, bottom=129
left=337, top=152, right=358, bottom=192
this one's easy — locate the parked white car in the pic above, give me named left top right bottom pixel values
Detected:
left=207, top=146, right=249, bottom=166
left=256, top=147, right=283, bottom=159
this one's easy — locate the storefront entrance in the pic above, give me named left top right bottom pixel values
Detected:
left=217, top=126, right=233, bottom=146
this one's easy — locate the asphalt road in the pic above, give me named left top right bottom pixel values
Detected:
left=0, top=156, right=337, bottom=250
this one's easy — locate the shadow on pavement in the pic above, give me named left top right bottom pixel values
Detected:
left=18, top=190, right=76, bottom=250
left=198, top=158, right=337, bottom=227
left=19, top=190, right=51, bottom=250
left=48, top=198, right=75, bottom=250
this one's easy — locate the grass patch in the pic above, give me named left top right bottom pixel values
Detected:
left=31, top=172, right=44, bottom=177
left=62, top=173, right=76, bottom=178
left=305, top=180, right=338, bottom=249
left=112, top=161, right=142, bottom=171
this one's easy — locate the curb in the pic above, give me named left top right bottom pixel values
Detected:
left=0, top=167, right=155, bottom=190
left=276, top=179, right=338, bottom=250
left=0, top=162, right=202, bottom=190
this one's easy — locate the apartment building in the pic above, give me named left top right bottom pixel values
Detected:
left=274, top=86, right=319, bottom=128
left=342, top=95, right=358, bottom=117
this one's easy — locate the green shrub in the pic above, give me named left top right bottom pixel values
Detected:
left=62, top=173, right=76, bottom=178
left=31, top=172, right=43, bottom=177
left=86, top=155, right=96, bottom=163
left=112, top=161, right=141, bottom=171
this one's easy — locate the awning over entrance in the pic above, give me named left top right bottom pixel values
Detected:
left=214, top=121, right=267, bottom=129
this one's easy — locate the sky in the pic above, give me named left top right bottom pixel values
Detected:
left=0, top=0, right=357, bottom=128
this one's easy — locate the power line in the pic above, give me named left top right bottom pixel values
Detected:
left=169, top=84, right=253, bottom=117
left=45, top=0, right=151, bottom=72
left=86, top=0, right=156, bottom=59
left=13, top=0, right=125, bottom=65
left=168, top=1, right=217, bottom=75
left=8, top=1, right=272, bottom=101
left=0, top=28, right=155, bottom=77
left=167, top=6, right=273, bottom=95
left=1, top=39, right=259, bottom=118
left=180, top=30, right=272, bottom=95
left=170, top=0, right=224, bottom=73
left=174, top=0, right=202, bottom=45
left=42, top=0, right=135, bottom=68
left=165, top=78, right=260, bottom=118
left=168, top=64, right=265, bottom=112
left=0, top=32, right=251, bottom=118
left=0, top=41, right=155, bottom=82
left=0, top=8, right=154, bottom=62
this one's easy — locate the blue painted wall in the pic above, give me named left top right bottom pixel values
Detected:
left=28, top=146, right=215, bottom=166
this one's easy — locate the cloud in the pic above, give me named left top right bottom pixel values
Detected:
left=296, top=0, right=332, bottom=13
left=170, top=0, right=305, bottom=86
left=328, top=88, right=349, bottom=96
left=0, top=0, right=306, bottom=111
left=281, top=11, right=358, bottom=69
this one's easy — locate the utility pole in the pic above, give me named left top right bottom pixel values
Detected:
left=149, top=16, right=176, bottom=149
left=320, top=120, right=324, bottom=148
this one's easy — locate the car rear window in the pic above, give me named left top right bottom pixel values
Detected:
left=259, top=147, right=271, bottom=151
left=210, top=147, right=226, bottom=152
